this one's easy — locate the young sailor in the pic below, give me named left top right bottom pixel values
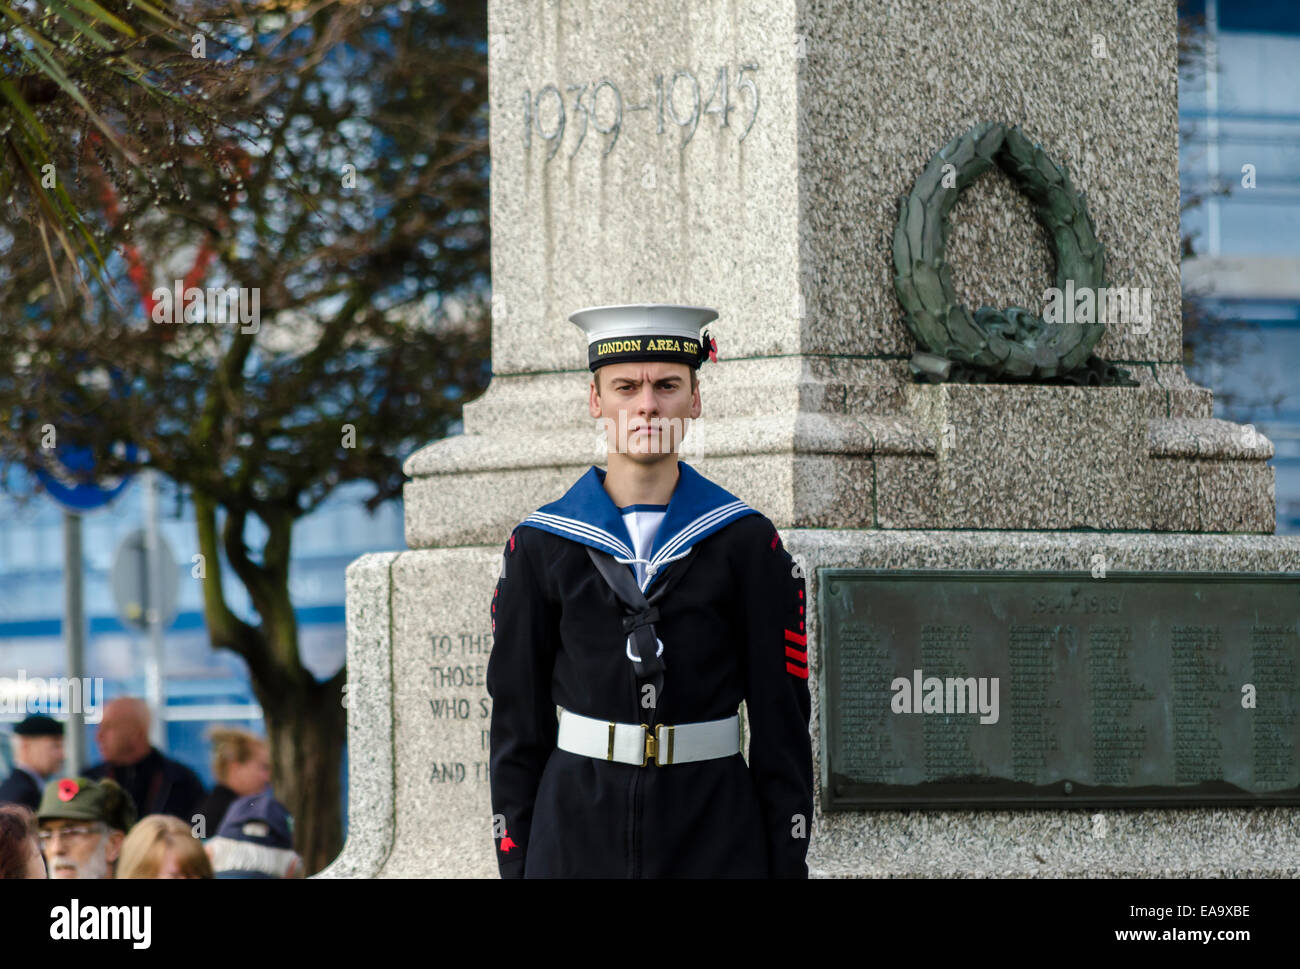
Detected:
left=487, top=303, right=813, bottom=878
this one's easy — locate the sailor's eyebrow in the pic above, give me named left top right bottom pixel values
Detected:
left=613, top=376, right=681, bottom=387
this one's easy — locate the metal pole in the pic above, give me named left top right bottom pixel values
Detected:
left=62, top=511, right=86, bottom=775
left=143, top=470, right=167, bottom=752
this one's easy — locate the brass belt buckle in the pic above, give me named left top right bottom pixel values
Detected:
left=641, top=723, right=677, bottom=766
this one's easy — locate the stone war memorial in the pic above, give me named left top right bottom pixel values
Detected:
left=320, top=0, right=1300, bottom=878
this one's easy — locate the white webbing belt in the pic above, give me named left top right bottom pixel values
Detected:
left=556, top=707, right=741, bottom=767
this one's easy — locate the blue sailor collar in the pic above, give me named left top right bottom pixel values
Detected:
left=520, top=460, right=758, bottom=591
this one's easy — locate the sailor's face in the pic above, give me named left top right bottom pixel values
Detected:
left=590, top=362, right=700, bottom=461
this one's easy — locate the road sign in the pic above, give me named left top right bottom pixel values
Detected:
left=110, top=528, right=179, bottom=631
left=33, top=359, right=137, bottom=512
left=36, top=441, right=136, bottom=512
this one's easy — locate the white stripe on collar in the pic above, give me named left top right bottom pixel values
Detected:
left=650, top=499, right=752, bottom=566
left=523, top=511, right=635, bottom=559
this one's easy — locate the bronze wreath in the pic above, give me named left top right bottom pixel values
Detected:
left=892, top=121, right=1133, bottom=384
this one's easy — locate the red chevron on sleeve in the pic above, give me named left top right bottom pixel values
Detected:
left=785, top=582, right=808, bottom=677
left=784, top=629, right=808, bottom=678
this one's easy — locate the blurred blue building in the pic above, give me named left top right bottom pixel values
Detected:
left=1180, top=0, right=1300, bottom=532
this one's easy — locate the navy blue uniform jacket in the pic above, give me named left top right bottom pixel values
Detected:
left=487, top=460, right=813, bottom=878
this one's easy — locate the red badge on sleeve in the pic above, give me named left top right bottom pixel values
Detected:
left=784, top=629, right=808, bottom=678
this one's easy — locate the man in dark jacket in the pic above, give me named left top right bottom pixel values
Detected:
left=84, top=698, right=205, bottom=824
left=487, top=304, right=814, bottom=878
left=0, top=715, right=65, bottom=810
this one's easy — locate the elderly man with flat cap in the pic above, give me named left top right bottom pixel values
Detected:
left=37, top=776, right=137, bottom=879
left=85, top=698, right=205, bottom=824
left=487, top=304, right=814, bottom=878
left=0, top=715, right=65, bottom=811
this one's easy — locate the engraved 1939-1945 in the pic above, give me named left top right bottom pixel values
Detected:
left=428, top=631, right=493, bottom=784
left=522, top=64, right=761, bottom=160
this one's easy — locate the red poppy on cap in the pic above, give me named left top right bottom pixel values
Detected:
left=57, top=779, right=79, bottom=802
left=707, top=336, right=718, bottom=363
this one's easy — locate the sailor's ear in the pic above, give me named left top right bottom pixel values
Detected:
left=589, top=377, right=603, bottom=417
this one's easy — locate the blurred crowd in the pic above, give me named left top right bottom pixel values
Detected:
left=0, top=700, right=303, bottom=879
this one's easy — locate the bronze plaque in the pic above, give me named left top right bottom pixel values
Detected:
left=818, top=569, right=1300, bottom=809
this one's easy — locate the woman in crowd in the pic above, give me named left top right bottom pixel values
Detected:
left=116, top=814, right=214, bottom=878
left=194, top=727, right=271, bottom=837
left=0, top=804, right=47, bottom=878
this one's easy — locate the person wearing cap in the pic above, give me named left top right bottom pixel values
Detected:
left=487, top=303, right=814, bottom=878
left=0, top=715, right=65, bottom=811
left=204, top=792, right=303, bottom=878
left=36, top=776, right=137, bottom=879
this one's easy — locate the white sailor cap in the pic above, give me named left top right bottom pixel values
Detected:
left=569, top=303, right=719, bottom=372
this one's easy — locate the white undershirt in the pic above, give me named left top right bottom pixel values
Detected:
left=619, top=504, right=668, bottom=586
